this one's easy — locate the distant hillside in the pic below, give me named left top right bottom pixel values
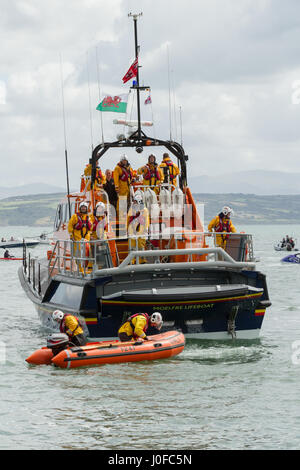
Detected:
left=0, top=184, right=70, bottom=200
left=0, top=191, right=299, bottom=227
left=188, top=170, right=300, bottom=195
left=194, top=193, right=300, bottom=224
left=0, top=193, right=64, bottom=227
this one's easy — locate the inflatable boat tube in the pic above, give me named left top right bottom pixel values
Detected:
left=26, top=330, right=185, bottom=368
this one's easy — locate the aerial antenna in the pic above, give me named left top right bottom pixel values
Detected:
left=167, top=45, right=173, bottom=141
left=128, top=12, right=143, bottom=140
left=179, top=105, right=183, bottom=146
left=95, top=45, right=104, bottom=144
left=172, top=69, right=178, bottom=141
left=86, top=51, right=94, bottom=152
left=59, top=53, right=71, bottom=219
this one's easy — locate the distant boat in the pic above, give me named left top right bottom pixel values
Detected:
left=274, top=240, right=298, bottom=252
left=0, top=238, right=39, bottom=249
left=281, top=253, right=300, bottom=264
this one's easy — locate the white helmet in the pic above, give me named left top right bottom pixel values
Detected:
left=132, top=194, right=144, bottom=211
left=222, top=206, right=234, bottom=217
left=52, top=310, right=64, bottom=322
left=120, top=154, right=128, bottom=162
left=95, top=202, right=106, bottom=216
left=150, top=312, right=163, bottom=330
left=79, top=201, right=89, bottom=212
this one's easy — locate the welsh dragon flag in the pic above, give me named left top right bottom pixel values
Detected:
left=96, top=94, right=128, bottom=113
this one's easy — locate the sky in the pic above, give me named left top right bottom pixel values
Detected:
left=1, top=0, right=300, bottom=190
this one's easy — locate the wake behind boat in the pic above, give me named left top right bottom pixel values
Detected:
left=18, top=14, right=271, bottom=341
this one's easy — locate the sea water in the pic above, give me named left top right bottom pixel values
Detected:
left=1, top=224, right=300, bottom=450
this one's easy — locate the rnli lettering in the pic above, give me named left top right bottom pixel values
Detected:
left=153, top=303, right=214, bottom=311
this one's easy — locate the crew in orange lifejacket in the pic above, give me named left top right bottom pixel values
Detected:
left=137, top=154, right=163, bottom=193
left=52, top=310, right=87, bottom=346
left=68, top=202, right=91, bottom=242
left=118, top=312, right=163, bottom=342
left=208, top=206, right=236, bottom=249
left=159, top=153, right=180, bottom=188
left=83, top=160, right=106, bottom=191
left=89, top=202, right=108, bottom=240
left=113, top=155, right=133, bottom=218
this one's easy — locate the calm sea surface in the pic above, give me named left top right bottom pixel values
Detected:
left=1, top=224, right=300, bottom=450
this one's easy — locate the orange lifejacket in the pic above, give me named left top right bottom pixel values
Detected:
left=143, top=164, right=160, bottom=182
left=118, top=163, right=132, bottom=182
left=129, top=313, right=150, bottom=339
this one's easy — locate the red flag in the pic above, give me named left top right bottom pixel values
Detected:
left=122, top=58, right=138, bottom=84
left=144, top=95, right=152, bottom=105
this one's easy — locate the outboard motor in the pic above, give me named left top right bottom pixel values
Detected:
left=47, top=333, right=69, bottom=356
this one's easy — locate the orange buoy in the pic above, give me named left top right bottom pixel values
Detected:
left=26, top=331, right=185, bottom=369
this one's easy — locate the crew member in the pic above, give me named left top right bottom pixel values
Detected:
left=89, top=202, right=108, bottom=241
left=137, top=154, right=163, bottom=193
left=207, top=206, right=236, bottom=249
left=52, top=310, right=87, bottom=346
left=103, top=169, right=118, bottom=214
left=118, top=312, right=163, bottom=342
left=113, top=155, right=133, bottom=218
left=68, top=201, right=91, bottom=270
left=68, top=202, right=91, bottom=242
left=159, top=153, right=180, bottom=188
left=84, top=160, right=106, bottom=191
left=127, top=193, right=150, bottom=264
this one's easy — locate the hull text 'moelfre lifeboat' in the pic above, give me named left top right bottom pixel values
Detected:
left=26, top=330, right=185, bottom=369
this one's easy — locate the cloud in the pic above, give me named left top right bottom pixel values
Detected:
left=1, top=0, right=300, bottom=189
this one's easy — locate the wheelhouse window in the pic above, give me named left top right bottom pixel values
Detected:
left=47, top=283, right=84, bottom=310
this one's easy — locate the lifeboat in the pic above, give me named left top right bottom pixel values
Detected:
left=26, top=330, right=185, bottom=369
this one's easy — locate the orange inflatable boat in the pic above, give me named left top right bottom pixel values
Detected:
left=26, top=330, right=185, bottom=369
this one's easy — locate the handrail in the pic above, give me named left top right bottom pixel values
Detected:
left=118, top=246, right=251, bottom=268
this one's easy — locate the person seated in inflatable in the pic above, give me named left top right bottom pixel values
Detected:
left=118, top=312, right=163, bottom=342
left=3, top=249, right=12, bottom=259
left=52, top=310, right=87, bottom=347
left=207, top=206, right=236, bottom=250
left=137, top=154, right=164, bottom=194
left=127, top=193, right=150, bottom=264
left=159, top=152, right=180, bottom=189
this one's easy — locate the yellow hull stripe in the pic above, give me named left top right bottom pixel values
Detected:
left=102, top=292, right=262, bottom=306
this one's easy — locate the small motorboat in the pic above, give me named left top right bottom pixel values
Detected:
left=281, top=253, right=300, bottom=264
left=0, top=238, right=39, bottom=249
left=275, top=243, right=298, bottom=252
left=0, top=257, right=24, bottom=261
left=26, top=330, right=185, bottom=369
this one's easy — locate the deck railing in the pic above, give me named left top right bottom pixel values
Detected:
left=22, top=231, right=255, bottom=292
